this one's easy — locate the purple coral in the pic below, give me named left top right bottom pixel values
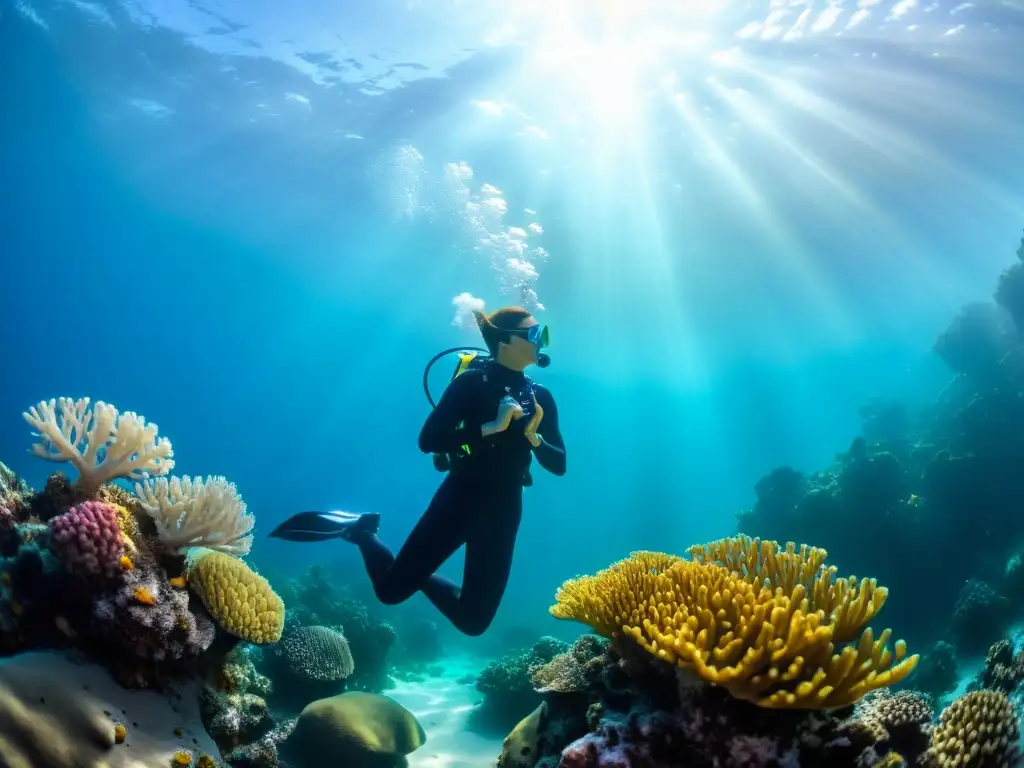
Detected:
left=49, top=500, right=124, bottom=578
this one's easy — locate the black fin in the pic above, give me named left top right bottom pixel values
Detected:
left=267, top=511, right=364, bottom=542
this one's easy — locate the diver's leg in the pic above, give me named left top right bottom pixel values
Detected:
left=356, top=478, right=468, bottom=607
left=424, top=488, right=523, bottom=636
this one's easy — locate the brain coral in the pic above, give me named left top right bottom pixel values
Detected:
left=186, top=550, right=284, bottom=645
left=279, top=692, right=425, bottom=768
left=550, top=535, right=919, bottom=709
left=270, top=625, right=355, bottom=682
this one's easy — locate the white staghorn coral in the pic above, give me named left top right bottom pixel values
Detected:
left=23, top=397, right=174, bottom=494
left=135, top=475, right=255, bottom=556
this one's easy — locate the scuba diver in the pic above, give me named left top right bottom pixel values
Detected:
left=269, top=306, right=566, bottom=636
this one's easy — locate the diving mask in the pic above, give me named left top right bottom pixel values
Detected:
left=509, top=324, right=549, bottom=350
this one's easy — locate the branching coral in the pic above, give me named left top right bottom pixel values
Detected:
left=135, top=475, right=254, bottom=556
left=549, top=536, right=918, bottom=709
left=23, top=398, right=174, bottom=494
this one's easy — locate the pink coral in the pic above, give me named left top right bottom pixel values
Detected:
left=49, top=500, right=124, bottom=578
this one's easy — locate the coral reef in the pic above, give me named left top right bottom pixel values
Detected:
left=550, top=536, right=918, bottom=709
left=271, top=564, right=396, bottom=692
left=0, top=396, right=294, bottom=767
left=263, top=624, right=356, bottom=712
left=473, top=636, right=570, bottom=732
left=731, top=230, right=1024, bottom=661
left=496, top=629, right=932, bottom=768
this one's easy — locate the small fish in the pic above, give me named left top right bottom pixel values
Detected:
left=907, top=494, right=920, bottom=507
left=268, top=510, right=379, bottom=543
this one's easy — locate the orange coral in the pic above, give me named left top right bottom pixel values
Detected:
left=169, top=576, right=187, bottom=588
left=132, top=587, right=158, bottom=605
left=173, top=750, right=193, bottom=766
left=113, top=722, right=127, bottom=744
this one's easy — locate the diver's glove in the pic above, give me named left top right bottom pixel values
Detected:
left=523, top=392, right=544, bottom=448
left=482, top=396, right=525, bottom=437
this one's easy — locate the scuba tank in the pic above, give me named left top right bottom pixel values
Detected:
left=422, top=347, right=550, bottom=481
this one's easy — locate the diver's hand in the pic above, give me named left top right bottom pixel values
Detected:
left=524, top=393, right=544, bottom=447
left=482, top=397, right=524, bottom=437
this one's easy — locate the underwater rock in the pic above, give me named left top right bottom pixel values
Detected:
left=951, top=579, right=1011, bottom=656
left=995, top=249, right=1024, bottom=335
left=913, top=640, right=959, bottom=701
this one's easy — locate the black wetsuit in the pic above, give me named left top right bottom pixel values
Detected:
left=356, top=359, right=567, bottom=636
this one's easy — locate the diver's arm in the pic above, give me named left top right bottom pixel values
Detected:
left=418, top=372, right=483, bottom=454
left=531, top=387, right=566, bottom=476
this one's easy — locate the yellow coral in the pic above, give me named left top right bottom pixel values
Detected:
left=173, top=750, right=193, bottom=766
left=549, top=535, right=918, bottom=710
left=187, top=549, right=284, bottom=644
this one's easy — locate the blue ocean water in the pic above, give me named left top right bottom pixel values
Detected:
left=1, top=0, right=1022, bottom=666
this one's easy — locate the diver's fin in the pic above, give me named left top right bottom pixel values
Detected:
left=268, top=510, right=380, bottom=543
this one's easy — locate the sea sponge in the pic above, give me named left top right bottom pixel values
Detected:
left=278, top=691, right=426, bottom=768
left=549, top=535, right=918, bottom=709
left=186, top=550, right=284, bottom=645
left=23, top=397, right=174, bottom=495
left=928, top=690, right=1020, bottom=767
left=135, top=475, right=254, bottom=556
left=49, top=500, right=124, bottom=578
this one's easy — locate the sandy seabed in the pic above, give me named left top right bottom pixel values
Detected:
left=389, top=656, right=504, bottom=768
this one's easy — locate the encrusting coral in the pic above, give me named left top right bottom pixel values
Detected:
left=549, top=535, right=919, bottom=709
